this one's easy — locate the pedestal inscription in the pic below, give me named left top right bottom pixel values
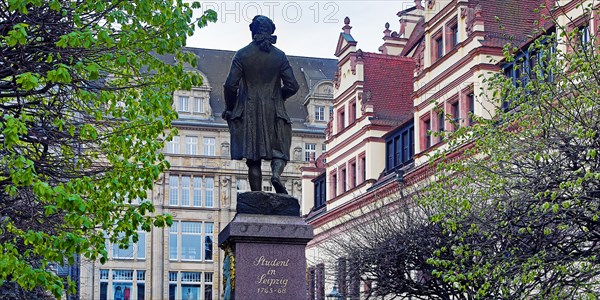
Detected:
left=237, top=244, right=305, bottom=297
left=219, top=212, right=313, bottom=300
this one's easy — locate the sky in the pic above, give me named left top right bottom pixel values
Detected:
left=188, top=1, right=415, bottom=58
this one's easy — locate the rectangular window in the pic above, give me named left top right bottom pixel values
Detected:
left=578, top=23, right=591, bottom=49
left=167, top=136, right=180, bottom=154
left=313, top=175, right=326, bottom=208
left=193, top=177, right=202, bottom=207
left=385, top=125, right=415, bottom=172
left=315, top=106, right=325, bottom=121
left=451, top=101, right=460, bottom=129
left=169, top=176, right=179, bottom=206
left=170, top=175, right=212, bottom=208
left=394, top=136, right=401, bottom=167
left=169, top=223, right=179, bottom=260
left=168, top=271, right=213, bottom=300
left=432, top=29, right=444, bottom=61
left=204, top=273, right=213, bottom=300
left=402, top=131, right=410, bottom=163
left=99, top=269, right=145, bottom=300
left=203, top=137, right=216, bottom=156
left=305, top=143, right=316, bottom=162
left=170, top=221, right=214, bottom=262
left=204, top=222, right=214, bottom=261
left=338, top=109, right=345, bottom=131
left=349, top=101, right=356, bottom=124
left=106, top=230, right=147, bottom=260
left=181, top=176, right=190, bottom=206
left=450, top=23, right=458, bottom=49
left=410, top=127, right=415, bottom=158
left=438, top=112, right=445, bottom=133
left=468, top=93, right=475, bottom=125
left=193, top=97, right=204, bottom=113
left=204, top=177, right=214, bottom=208
left=136, top=231, right=146, bottom=260
left=424, top=119, right=432, bottom=148
left=329, top=106, right=334, bottom=121
left=181, top=222, right=202, bottom=261
left=341, top=167, right=347, bottom=193
left=331, top=173, right=337, bottom=198
left=436, top=36, right=443, bottom=59
left=386, top=141, right=394, bottom=171
left=360, top=155, right=366, bottom=184
left=185, top=137, right=198, bottom=155
left=178, top=96, right=189, bottom=112
left=350, top=161, right=356, bottom=188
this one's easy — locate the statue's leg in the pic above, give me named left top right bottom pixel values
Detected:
left=270, top=158, right=288, bottom=194
left=246, top=159, right=262, bottom=191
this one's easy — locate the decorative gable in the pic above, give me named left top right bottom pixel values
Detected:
left=334, top=17, right=358, bottom=58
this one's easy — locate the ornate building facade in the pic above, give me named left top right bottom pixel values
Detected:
left=302, top=0, right=591, bottom=298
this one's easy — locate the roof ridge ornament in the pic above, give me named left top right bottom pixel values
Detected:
left=343, top=16, right=352, bottom=34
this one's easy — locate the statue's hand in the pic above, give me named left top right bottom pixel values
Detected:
left=222, top=110, right=232, bottom=120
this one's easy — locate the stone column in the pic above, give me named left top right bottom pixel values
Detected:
left=218, top=192, right=313, bottom=300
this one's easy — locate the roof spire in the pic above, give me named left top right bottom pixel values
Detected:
left=343, top=16, right=352, bottom=34
left=383, top=22, right=391, bottom=37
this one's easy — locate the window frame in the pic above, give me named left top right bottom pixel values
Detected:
left=315, top=105, right=325, bottom=121
left=185, top=136, right=198, bottom=155
left=432, top=29, right=444, bottom=61
left=167, top=136, right=180, bottom=154
left=203, top=137, right=216, bottom=156
left=304, top=143, right=316, bottom=162
left=169, top=175, right=214, bottom=208
left=178, top=96, right=190, bottom=112
left=168, top=271, right=213, bottom=300
left=99, top=269, right=145, bottom=300
left=169, top=221, right=214, bottom=262
left=193, top=96, right=205, bottom=113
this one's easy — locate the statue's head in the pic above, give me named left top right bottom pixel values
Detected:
left=249, top=15, right=276, bottom=36
left=249, top=15, right=277, bottom=52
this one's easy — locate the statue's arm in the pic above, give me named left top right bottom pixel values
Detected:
left=223, top=56, right=243, bottom=114
left=280, top=56, right=299, bottom=100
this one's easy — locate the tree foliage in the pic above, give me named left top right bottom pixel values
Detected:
left=0, top=0, right=216, bottom=297
left=423, top=5, right=600, bottom=299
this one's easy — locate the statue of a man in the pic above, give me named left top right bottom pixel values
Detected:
left=222, top=15, right=299, bottom=194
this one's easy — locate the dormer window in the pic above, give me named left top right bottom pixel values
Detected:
left=315, top=106, right=325, bottom=121
left=178, top=96, right=189, bottom=112
left=174, top=89, right=212, bottom=118
left=193, top=97, right=205, bottom=113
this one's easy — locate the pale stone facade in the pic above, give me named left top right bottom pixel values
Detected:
left=79, top=48, right=336, bottom=300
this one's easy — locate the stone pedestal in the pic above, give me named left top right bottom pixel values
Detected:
left=218, top=192, right=313, bottom=300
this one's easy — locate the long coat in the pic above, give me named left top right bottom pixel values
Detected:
left=223, top=42, right=299, bottom=161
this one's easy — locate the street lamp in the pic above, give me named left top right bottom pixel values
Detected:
left=326, top=285, right=342, bottom=300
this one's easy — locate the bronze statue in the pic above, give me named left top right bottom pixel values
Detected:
left=223, top=15, right=299, bottom=194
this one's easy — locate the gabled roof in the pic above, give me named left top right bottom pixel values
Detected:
left=471, top=0, right=550, bottom=47
left=334, top=32, right=358, bottom=57
left=401, top=17, right=424, bottom=56
left=181, top=47, right=337, bottom=130
left=361, top=52, right=415, bottom=125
